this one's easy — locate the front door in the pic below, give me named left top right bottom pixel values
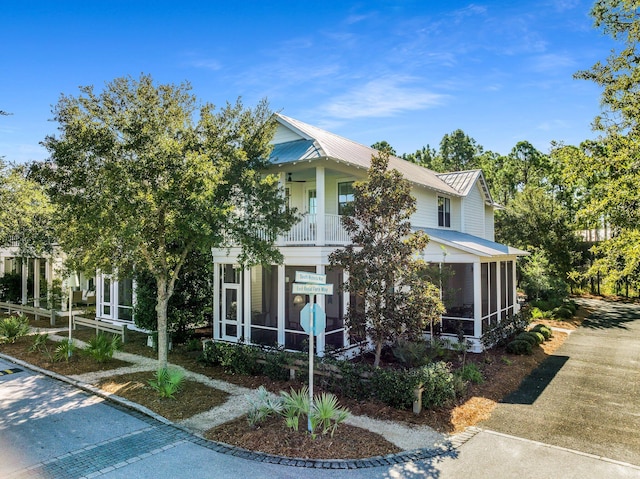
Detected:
left=221, top=284, right=242, bottom=341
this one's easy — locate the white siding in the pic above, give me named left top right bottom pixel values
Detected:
left=462, top=183, right=485, bottom=238
left=272, top=124, right=304, bottom=144
left=411, top=187, right=438, bottom=228
left=485, top=205, right=495, bottom=241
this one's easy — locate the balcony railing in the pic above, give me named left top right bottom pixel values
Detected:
left=282, top=214, right=350, bottom=245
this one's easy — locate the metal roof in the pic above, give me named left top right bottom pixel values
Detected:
left=272, top=114, right=461, bottom=196
left=420, top=227, right=529, bottom=258
left=437, top=170, right=497, bottom=206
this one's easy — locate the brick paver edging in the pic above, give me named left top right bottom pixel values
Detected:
left=0, top=352, right=480, bottom=469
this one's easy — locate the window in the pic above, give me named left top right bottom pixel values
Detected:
left=338, top=181, right=355, bottom=215
left=307, top=189, right=317, bottom=216
left=438, top=196, right=451, bottom=227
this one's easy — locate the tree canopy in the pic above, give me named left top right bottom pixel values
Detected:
left=329, top=151, right=443, bottom=367
left=40, top=74, right=297, bottom=367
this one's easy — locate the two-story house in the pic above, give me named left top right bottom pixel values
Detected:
left=209, top=114, right=527, bottom=354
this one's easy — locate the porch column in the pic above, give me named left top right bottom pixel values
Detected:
left=277, top=264, right=285, bottom=346
left=0, top=254, right=5, bottom=276
left=316, top=264, right=325, bottom=356
left=496, top=261, right=506, bottom=323
left=512, top=260, right=520, bottom=313
left=278, top=173, right=286, bottom=247
left=213, top=263, right=221, bottom=340
left=496, top=261, right=502, bottom=322
left=343, top=269, right=350, bottom=348
left=33, top=259, right=40, bottom=308
left=316, top=166, right=325, bottom=246
left=473, top=261, right=482, bottom=339
left=21, top=259, right=28, bottom=305
left=243, top=267, right=251, bottom=342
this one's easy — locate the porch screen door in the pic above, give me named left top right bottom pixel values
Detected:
left=221, top=284, right=242, bottom=341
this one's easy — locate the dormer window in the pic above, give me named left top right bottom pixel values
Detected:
left=438, top=196, right=451, bottom=227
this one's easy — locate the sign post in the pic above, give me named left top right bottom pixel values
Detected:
left=292, top=271, right=333, bottom=433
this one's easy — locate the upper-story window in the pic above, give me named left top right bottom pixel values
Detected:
left=438, top=196, right=451, bottom=227
left=338, top=181, right=355, bottom=215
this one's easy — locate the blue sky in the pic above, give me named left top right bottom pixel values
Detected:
left=1, top=0, right=614, bottom=164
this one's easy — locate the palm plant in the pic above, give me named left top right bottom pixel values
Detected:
left=0, top=315, right=30, bottom=343
left=84, top=333, right=121, bottom=363
left=148, top=368, right=184, bottom=399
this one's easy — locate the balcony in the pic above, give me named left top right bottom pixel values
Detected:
left=259, top=214, right=350, bottom=246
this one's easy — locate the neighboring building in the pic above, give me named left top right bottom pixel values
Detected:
left=210, top=114, right=527, bottom=354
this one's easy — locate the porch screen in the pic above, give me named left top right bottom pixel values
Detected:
left=249, top=265, right=278, bottom=346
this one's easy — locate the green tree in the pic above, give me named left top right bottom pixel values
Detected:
left=40, top=74, right=297, bottom=368
left=329, top=151, right=444, bottom=367
left=568, top=0, right=640, bottom=294
left=0, top=161, right=55, bottom=255
left=371, top=141, right=396, bottom=156
left=402, top=145, right=437, bottom=168
left=434, top=129, right=483, bottom=172
left=495, top=186, right=582, bottom=299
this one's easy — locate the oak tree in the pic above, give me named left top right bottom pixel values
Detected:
left=41, top=74, right=297, bottom=367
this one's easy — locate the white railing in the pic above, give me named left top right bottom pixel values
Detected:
left=255, top=214, right=351, bottom=246
left=324, top=214, right=350, bottom=244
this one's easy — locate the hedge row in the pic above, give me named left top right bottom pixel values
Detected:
left=199, top=341, right=456, bottom=410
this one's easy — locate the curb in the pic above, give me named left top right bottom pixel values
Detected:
left=0, top=351, right=478, bottom=469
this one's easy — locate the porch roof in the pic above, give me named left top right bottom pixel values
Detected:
left=420, top=227, right=529, bottom=258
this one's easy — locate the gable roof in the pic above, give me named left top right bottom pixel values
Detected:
left=437, top=170, right=499, bottom=207
left=421, top=227, right=529, bottom=258
left=270, top=114, right=461, bottom=196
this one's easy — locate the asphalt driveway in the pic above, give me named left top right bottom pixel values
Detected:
left=481, top=297, right=640, bottom=466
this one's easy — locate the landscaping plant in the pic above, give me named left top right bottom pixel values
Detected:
left=54, top=338, right=76, bottom=362
left=0, top=315, right=30, bottom=343
left=245, top=386, right=283, bottom=428
left=148, top=368, right=184, bottom=399
left=84, top=333, right=121, bottom=363
left=28, top=332, right=49, bottom=353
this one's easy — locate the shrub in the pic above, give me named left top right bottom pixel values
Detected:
left=529, top=331, right=545, bottom=345
left=0, top=315, right=30, bottom=343
left=29, top=332, right=49, bottom=352
left=481, top=306, right=531, bottom=349
left=457, top=363, right=484, bottom=384
left=54, top=339, right=76, bottom=362
left=370, top=367, right=418, bottom=410
left=392, top=339, right=431, bottom=368
left=148, top=368, right=184, bottom=399
left=552, top=306, right=573, bottom=320
left=419, top=361, right=457, bottom=408
left=531, top=324, right=552, bottom=340
left=245, top=386, right=283, bottom=428
left=309, top=392, right=350, bottom=438
left=84, top=333, right=121, bottom=363
left=515, top=332, right=537, bottom=347
left=506, top=339, right=532, bottom=355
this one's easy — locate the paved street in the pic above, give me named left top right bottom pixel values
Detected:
left=482, top=297, right=640, bottom=466
left=2, top=297, right=640, bottom=478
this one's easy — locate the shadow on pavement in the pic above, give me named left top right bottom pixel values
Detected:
left=383, top=448, right=459, bottom=479
left=500, top=355, right=569, bottom=405
left=581, top=314, right=637, bottom=330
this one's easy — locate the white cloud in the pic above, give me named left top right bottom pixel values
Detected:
left=537, top=119, right=569, bottom=131
left=321, top=77, right=447, bottom=119
left=529, top=53, right=576, bottom=72
left=187, top=58, right=222, bottom=71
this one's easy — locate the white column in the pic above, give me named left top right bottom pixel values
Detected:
left=496, top=261, right=502, bottom=323
left=512, top=260, right=519, bottom=313
left=21, top=259, right=28, bottom=305
left=33, top=259, right=40, bottom=307
left=473, top=261, right=482, bottom=339
left=213, top=263, right=221, bottom=340
left=243, top=267, right=251, bottom=342
left=316, top=166, right=325, bottom=246
left=0, top=255, right=5, bottom=276
left=278, top=173, right=286, bottom=247
left=343, top=269, right=350, bottom=348
left=277, top=264, right=286, bottom=346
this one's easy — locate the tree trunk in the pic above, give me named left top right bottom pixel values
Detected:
left=156, top=277, right=170, bottom=370
left=373, top=341, right=383, bottom=368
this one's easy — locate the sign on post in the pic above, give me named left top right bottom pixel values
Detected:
left=293, top=270, right=334, bottom=433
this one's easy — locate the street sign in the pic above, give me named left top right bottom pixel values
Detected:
left=295, top=271, right=326, bottom=284
left=292, top=283, right=334, bottom=295
left=300, top=303, right=326, bottom=335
